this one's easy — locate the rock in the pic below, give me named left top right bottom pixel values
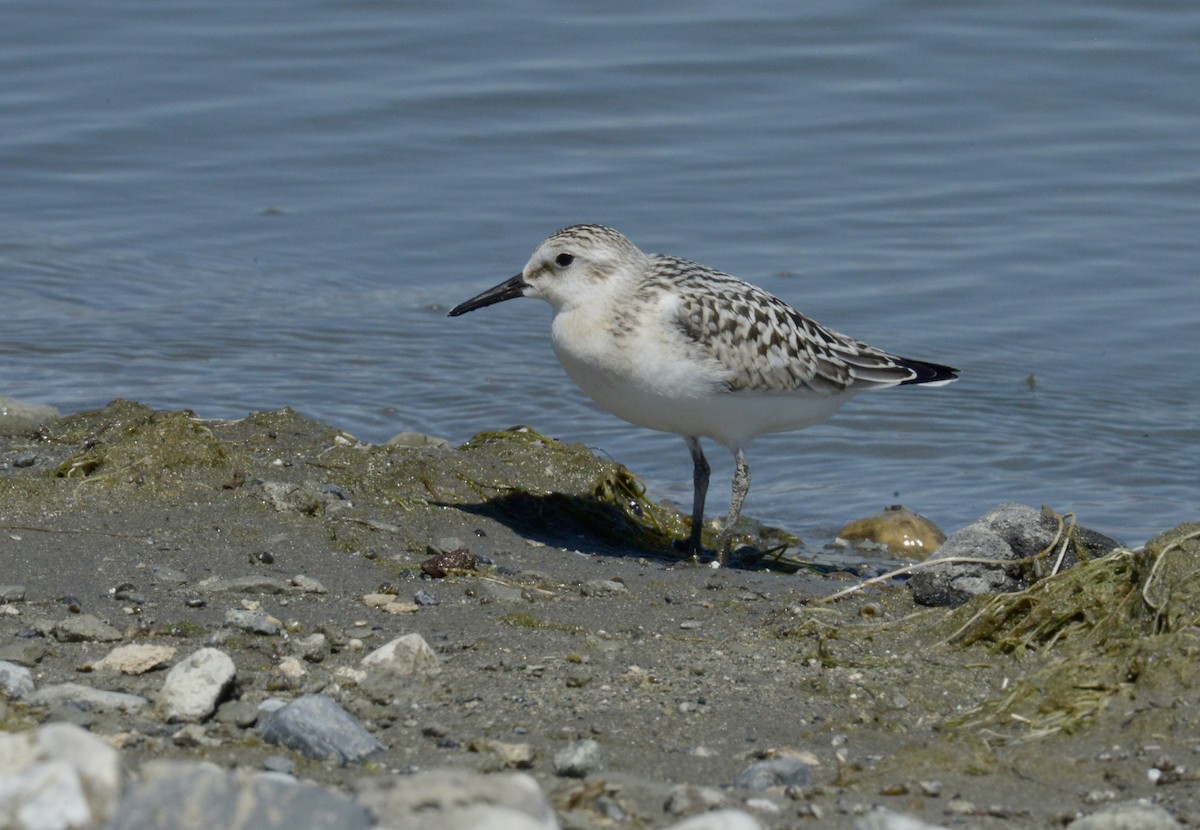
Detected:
left=1066, top=799, right=1181, bottom=830
left=580, top=579, right=627, bottom=597
left=386, top=431, right=451, bottom=448
left=663, top=809, right=764, bottom=830
left=732, top=758, right=813, bottom=790
left=471, top=739, right=535, bottom=769
left=105, top=761, right=371, bottom=830
left=51, top=614, right=123, bottom=643
left=290, top=574, right=327, bottom=594
left=259, top=694, right=382, bottom=765
left=0, top=639, right=45, bottom=666
left=26, top=683, right=148, bottom=713
left=224, top=608, right=283, bottom=635
left=553, top=738, right=604, bottom=777
left=908, top=503, right=1121, bottom=606
left=0, top=722, right=122, bottom=829
left=157, top=647, right=237, bottom=722
left=836, top=505, right=947, bottom=558
left=0, top=396, right=60, bottom=434
left=252, top=479, right=348, bottom=516
left=0, top=585, right=27, bottom=603
left=665, top=784, right=730, bottom=817
left=291, top=632, right=329, bottom=663
left=354, top=769, right=557, bottom=830
left=855, top=808, right=952, bottom=830
left=88, top=644, right=176, bottom=675
left=0, top=660, right=35, bottom=698
left=361, top=594, right=420, bottom=615
left=360, top=633, right=441, bottom=678
left=198, top=576, right=292, bottom=595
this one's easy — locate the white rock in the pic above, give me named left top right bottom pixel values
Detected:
left=664, top=809, right=764, bottom=830
left=157, top=647, right=236, bottom=723
left=355, top=769, right=557, bottom=830
left=0, top=722, right=122, bottom=829
left=360, top=633, right=440, bottom=677
left=25, top=684, right=147, bottom=713
left=89, top=644, right=176, bottom=675
left=0, top=660, right=35, bottom=698
left=854, top=808, right=951, bottom=830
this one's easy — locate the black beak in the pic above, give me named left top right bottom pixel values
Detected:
left=447, top=273, right=528, bottom=317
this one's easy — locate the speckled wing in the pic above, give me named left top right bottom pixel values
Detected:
left=655, top=257, right=922, bottom=395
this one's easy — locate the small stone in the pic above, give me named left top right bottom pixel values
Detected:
left=0, top=585, right=27, bottom=603
left=26, top=683, right=148, bottom=713
left=0, top=638, right=45, bottom=666
left=0, top=722, right=121, bottom=828
left=290, top=574, right=327, bottom=594
left=224, top=609, right=282, bottom=635
left=854, top=808, right=952, bottom=830
left=0, top=659, right=35, bottom=698
left=733, top=758, right=813, bottom=791
left=199, top=576, right=292, bottom=595
left=354, top=769, right=555, bottom=830
left=421, top=547, right=477, bottom=578
left=1066, top=799, right=1181, bottom=830
left=580, top=578, right=627, bottom=597
left=89, top=643, right=177, bottom=675
left=292, top=632, right=329, bottom=663
left=553, top=738, right=604, bottom=777
left=52, top=614, right=124, bottom=643
left=471, top=739, right=535, bottom=768
left=386, top=431, right=451, bottom=448
left=214, top=699, right=261, bottom=728
left=360, top=633, right=441, bottom=678
left=0, top=395, right=60, bottom=433
left=261, top=755, right=296, bottom=776
left=836, top=505, right=947, bottom=558
left=663, top=810, right=765, bottom=830
left=157, top=647, right=237, bottom=723
left=413, top=589, right=440, bottom=606
left=260, top=694, right=383, bottom=765
left=665, top=784, right=729, bottom=816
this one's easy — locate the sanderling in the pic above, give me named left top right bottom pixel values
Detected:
left=449, top=224, right=958, bottom=566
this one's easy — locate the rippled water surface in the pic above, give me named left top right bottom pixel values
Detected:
left=3, top=0, right=1197, bottom=544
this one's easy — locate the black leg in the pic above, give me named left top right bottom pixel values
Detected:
left=684, top=436, right=709, bottom=556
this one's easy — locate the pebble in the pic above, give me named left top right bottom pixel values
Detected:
left=224, top=608, right=283, bottom=635
left=27, top=683, right=148, bottom=713
left=0, top=639, right=46, bottom=666
left=472, top=739, right=536, bottom=769
left=259, top=694, right=383, bottom=765
left=156, top=647, right=237, bottom=723
left=0, top=395, right=60, bottom=433
left=51, top=614, right=124, bottom=643
left=105, top=761, right=372, bottom=830
left=553, top=738, right=604, bottom=777
left=854, top=808, right=952, bottom=830
left=732, top=758, right=813, bottom=791
left=836, top=505, right=947, bottom=557
left=0, top=659, right=35, bottom=698
left=359, top=633, right=441, bottom=678
left=289, top=574, right=327, bottom=593
left=580, top=578, right=627, bottom=596
left=0, top=584, right=27, bottom=603
left=663, top=809, right=764, bottom=830
left=354, top=768, right=557, bottom=830
left=88, top=643, right=177, bottom=675
left=1066, top=799, right=1181, bottom=830
left=198, top=575, right=292, bottom=595
left=665, top=784, right=729, bottom=816
left=291, top=632, right=329, bottom=662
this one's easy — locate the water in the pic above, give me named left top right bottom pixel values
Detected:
left=2, top=0, right=1196, bottom=545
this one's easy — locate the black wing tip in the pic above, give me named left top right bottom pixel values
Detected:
left=896, top=357, right=960, bottom=386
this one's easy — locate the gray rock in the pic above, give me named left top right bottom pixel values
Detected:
left=147, top=566, right=189, bottom=585
left=0, top=722, right=122, bottom=830
left=354, top=769, right=557, bottom=830
left=1066, top=799, right=1181, bottom=830
left=360, top=633, right=441, bottom=678
left=52, top=614, right=124, bottom=643
left=224, top=609, right=283, bottom=635
left=260, top=694, right=382, bottom=765
left=553, top=738, right=604, bottom=777
left=290, top=574, right=327, bottom=594
left=387, top=431, right=452, bottom=448
left=0, top=660, right=35, bottom=698
left=0, top=585, right=27, bottom=603
left=0, top=638, right=45, bottom=666
left=732, top=758, right=813, bottom=790
left=665, top=784, right=729, bottom=817
left=663, top=810, right=764, bottom=830
left=0, top=396, right=60, bottom=434
left=157, top=647, right=237, bottom=723
left=908, top=503, right=1121, bottom=606
left=104, top=761, right=371, bottom=830
left=198, top=575, right=292, bottom=595
left=26, top=683, right=148, bottom=713
left=855, top=808, right=952, bottom=830
left=580, top=579, right=627, bottom=597
left=291, top=632, right=329, bottom=663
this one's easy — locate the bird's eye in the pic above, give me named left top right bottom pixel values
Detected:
left=555, top=253, right=575, bottom=267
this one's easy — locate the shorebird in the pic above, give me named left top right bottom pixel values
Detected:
left=449, top=224, right=958, bottom=565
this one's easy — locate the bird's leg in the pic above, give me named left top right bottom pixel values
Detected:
left=716, top=448, right=750, bottom=567
left=683, top=436, right=709, bottom=557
